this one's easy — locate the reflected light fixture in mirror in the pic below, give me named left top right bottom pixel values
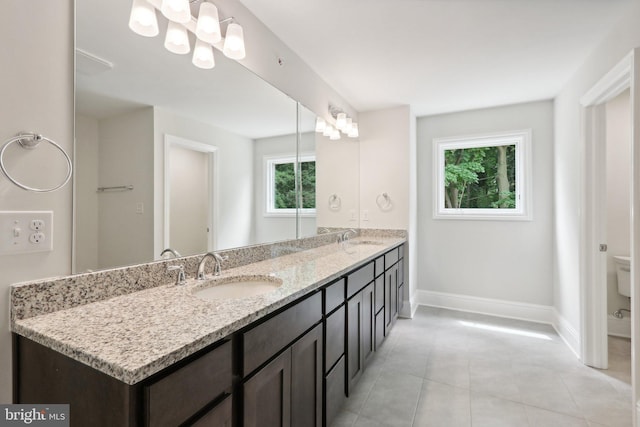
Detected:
left=315, top=104, right=359, bottom=139
left=161, top=0, right=191, bottom=24
left=128, top=0, right=246, bottom=70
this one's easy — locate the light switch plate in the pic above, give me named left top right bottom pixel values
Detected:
left=0, top=211, right=53, bottom=254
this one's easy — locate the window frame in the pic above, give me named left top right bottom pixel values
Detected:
left=433, top=129, right=532, bottom=221
left=264, top=152, right=316, bottom=217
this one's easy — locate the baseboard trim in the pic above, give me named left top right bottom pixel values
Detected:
left=416, top=290, right=581, bottom=358
left=551, top=308, right=580, bottom=358
left=608, top=314, right=631, bottom=338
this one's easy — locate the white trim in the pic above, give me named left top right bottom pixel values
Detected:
left=263, top=152, right=316, bottom=217
left=552, top=308, right=581, bottom=359
left=433, top=129, right=533, bottom=221
left=579, top=51, right=636, bottom=371
left=415, top=290, right=581, bottom=357
left=163, top=134, right=218, bottom=252
left=416, top=290, right=553, bottom=324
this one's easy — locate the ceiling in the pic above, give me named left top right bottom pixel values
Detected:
left=238, top=0, right=633, bottom=117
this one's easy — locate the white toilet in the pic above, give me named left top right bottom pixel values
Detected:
left=613, top=255, right=631, bottom=297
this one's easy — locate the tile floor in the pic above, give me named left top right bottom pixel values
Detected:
left=331, top=306, right=632, bottom=427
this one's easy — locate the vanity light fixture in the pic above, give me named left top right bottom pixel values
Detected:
left=315, top=104, right=359, bottom=139
left=161, top=0, right=191, bottom=24
left=129, top=0, right=160, bottom=37
left=223, top=23, right=246, bottom=60
left=315, top=118, right=326, bottom=133
left=195, top=2, right=221, bottom=44
left=128, top=0, right=246, bottom=70
left=164, top=21, right=190, bottom=54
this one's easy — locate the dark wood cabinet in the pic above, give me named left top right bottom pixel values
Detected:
left=192, top=395, right=232, bottom=427
left=243, top=323, right=323, bottom=427
left=291, top=324, right=323, bottom=427
left=15, top=243, right=406, bottom=427
left=243, top=348, right=291, bottom=427
left=347, top=282, right=375, bottom=394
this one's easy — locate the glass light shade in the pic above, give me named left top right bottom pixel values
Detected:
left=336, top=113, right=347, bottom=130
left=330, top=129, right=341, bottom=140
left=348, top=123, right=359, bottom=138
left=129, top=0, right=159, bottom=37
left=192, top=39, right=215, bottom=69
left=223, top=23, right=246, bottom=60
left=323, top=124, right=334, bottom=137
left=161, top=0, right=191, bottom=24
left=315, top=118, right=326, bottom=133
left=343, top=118, right=353, bottom=134
left=164, top=21, right=191, bottom=54
left=196, top=2, right=221, bottom=44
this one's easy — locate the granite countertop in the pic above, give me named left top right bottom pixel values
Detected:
left=11, top=237, right=405, bottom=385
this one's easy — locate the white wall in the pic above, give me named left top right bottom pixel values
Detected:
left=75, top=114, right=100, bottom=272
left=359, top=106, right=412, bottom=230
left=98, top=108, right=155, bottom=269
left=253, top=132, right=316, bottom=243
left=0, top=1, right=74, bottom=403
left=417, top=101, right=554, bottom=306
left=606, top=90, right=632, bottom=315
left=153, top=108, right=255, bottom=252
left=316, top=134, right=360, bottom=229
left=553, top=1, right=640, bottom=343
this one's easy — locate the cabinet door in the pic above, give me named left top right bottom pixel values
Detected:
left=385, top=266, right=397, bottom=330
left=291, top=324, right=323, bottom=427
left=325, top=355, right=346, bottom=427
left=362, top=283, right=375, bottom=364
left=325, top=305, right=346, bottom=373
left=347, top=293, right=363, bottom=394
left=243, top=350, right=291, bottom=427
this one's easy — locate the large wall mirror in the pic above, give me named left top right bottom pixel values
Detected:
left=73, top=0, right=359, bottom=273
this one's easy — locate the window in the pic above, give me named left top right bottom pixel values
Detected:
left=265, top=154, right=316, bottom=216
left=433, top=130, right=532, bottom=220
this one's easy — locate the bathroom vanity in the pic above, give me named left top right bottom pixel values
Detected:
left=11, top=235, right=406, bottom=427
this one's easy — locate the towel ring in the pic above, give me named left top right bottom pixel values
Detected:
left=329, top=194, right=341, bottom=211
left=0, top=133, right=72, bottom=193
left=376, top=192, right=393, bottom=211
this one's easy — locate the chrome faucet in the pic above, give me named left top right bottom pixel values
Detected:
left=339, top=228, right=358, bottom=243
left=167, top=265, right=186, bottom=285
left=196, top=252, right=226, bottom=279
left=160, top=248, right=181, bottom=259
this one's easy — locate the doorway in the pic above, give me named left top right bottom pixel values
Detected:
left=580, top=49, right=639, bottom=424
left=163, top=134, right=218, bottom=255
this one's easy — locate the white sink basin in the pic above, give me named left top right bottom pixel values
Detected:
left=192, top=275, right=283, bottom=300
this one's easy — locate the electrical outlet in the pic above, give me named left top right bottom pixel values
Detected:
left=30, top=219, right=45, bottom=231
left=29, top=232, right=45, bottom=244
left=0, top=211, right=53, bottom=254
left=362, top=210, right=369, bottom=221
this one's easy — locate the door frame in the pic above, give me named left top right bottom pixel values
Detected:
left=163, top=134, right=218, bottom=252
left=579, top=48, right=639, bottom=423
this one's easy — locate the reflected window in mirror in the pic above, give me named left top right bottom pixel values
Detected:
left=264, top=154, right=316, bottom=217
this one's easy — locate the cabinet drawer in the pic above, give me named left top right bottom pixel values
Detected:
left=374, top=275, right=384, bottom=313
left=399, top=244, right=404, bottom=259
left=145, top=340, right=232, bottom=427
left=325, top=305, right=345, bottom=373
left=191, top=395, right=232, bottom=427
left=243, top=291, right=322, bottom=375
left=347, top=262, right=374, bottom=298
left=384, top=248, right=399, bottom=269
left=375, top=256, right=384, bottom=278
left=324, top=278, right=345, bottom=314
